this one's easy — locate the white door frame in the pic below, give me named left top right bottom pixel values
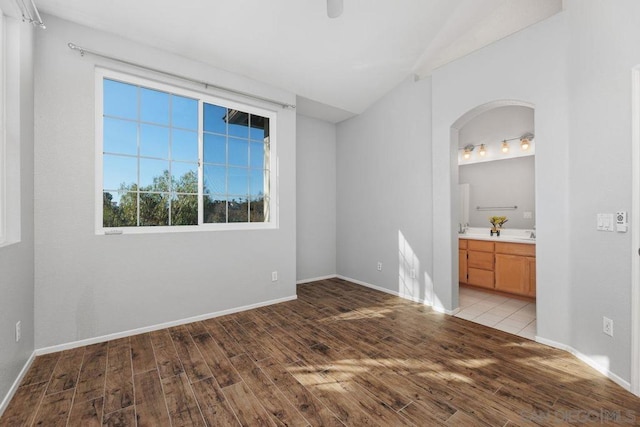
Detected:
left=630, top=67, right=640, bottom=396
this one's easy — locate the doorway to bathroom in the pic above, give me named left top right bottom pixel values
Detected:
left=454, top=104, right=537, bottom=339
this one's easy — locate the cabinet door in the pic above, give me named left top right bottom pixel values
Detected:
left=459, top=250, right=467, bottom=284
left=495, top=254, right=528, bottom=295
left=468, top=268, right=494, bottom=289
left=468, top=251, right=493, bottom=270
left=527, top=257, right=536, bottom=297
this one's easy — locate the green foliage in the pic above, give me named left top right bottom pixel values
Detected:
left=103, top=169, right=265, bottom=227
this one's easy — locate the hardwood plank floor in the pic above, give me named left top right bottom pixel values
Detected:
left=2, top=278, right=640, bottom=426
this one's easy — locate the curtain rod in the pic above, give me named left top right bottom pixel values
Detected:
left=67, top=42, right=296, bottom=110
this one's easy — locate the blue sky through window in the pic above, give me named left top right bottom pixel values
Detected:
left=102, top=77, right=270, bottom=226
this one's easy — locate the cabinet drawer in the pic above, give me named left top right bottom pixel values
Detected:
left=468, top=268, right=494, bottom=289
left=468, top=251, right=494, bottom=270
left=467, top=240, right=494, bottom=252
left=459, top=239, right=468, bottom=250
left=495, top=242, right=535, bottom=257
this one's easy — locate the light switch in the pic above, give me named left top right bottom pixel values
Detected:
left=523, top=211, right=532, bottom=219
left=597, top=213, right=614, bottom=232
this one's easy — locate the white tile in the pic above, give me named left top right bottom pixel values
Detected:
left=455, top=310, right=478, bottom=321
left=474, top=312, right=504, bottom=327
left=496, top=317, right=531, bottom=330
left=517, top=327, right=536, bottom=340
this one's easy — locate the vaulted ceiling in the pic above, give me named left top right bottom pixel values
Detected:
left=28, top=0, right=562, bottom=122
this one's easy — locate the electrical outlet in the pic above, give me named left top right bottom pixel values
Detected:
left=603, top=316, right=614, bottom=337
left=271, top=271, right=278, bottom=282
left=377, top=262, right=382, bottom=271
left=15, top=321, right=21, bottom=342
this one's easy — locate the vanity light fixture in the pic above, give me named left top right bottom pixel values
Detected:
left=501, top=140, right=509, bottom=153
left=520, top=133, right=533, bottom=151
left=463, top=144, right=475, bottom=160
left=478, top=144, right=487, bottom=156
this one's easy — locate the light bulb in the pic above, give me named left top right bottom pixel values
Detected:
left=501, top=140, right=509, bottom=153
left=521, top=138, right=530, bottom=151
left=479, top=144, right=486, bottom=156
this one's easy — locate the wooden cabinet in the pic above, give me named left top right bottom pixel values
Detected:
left=458, top=250, right=467, bottom=283
left=495, top=242, right=536, bottom=296
left=459, top=239, right=536, bottom=297
left=467, top=240, right=494, bottom=289
left=459, top=240, right=467, bottom=284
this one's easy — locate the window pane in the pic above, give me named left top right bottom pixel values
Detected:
left=104, top=79, right=138, bottom=120
left=204, top=103, right=227, bottom=134
left=203, top=165, right=226, bottom=194
left=104, top=154, right=137, bottom=191
left=172, top=129, right=198, bottom=162
left=204, top=195, right=227, bottom=223
left=228, top=197, right=248, bottom=222
left=104, top=118, right=137, bottom=155
left=250, top=115, right=268, bottom=141
left=250, top=169, right=266, bottom=198
left=140, top=159, right=169, bottom=190
left=227, top=110, right=249, bottom=138
left=171, top=162, right=198, bottom=193
left=203, top=134, right=226, bottom=164
left=103, top=191, right=137, bottom=227
left=228, top=138, right=249, bottom=167
left=141, top=88, right=170, bottom=125
left=171, top=194, right=198, bottom=225
left=228, top=167, right=248, bottom=196
left=250, top=195, right=267, bottom=223
left=139, top=192, right=169, bottom=226
left=172, top=96, right=197, bottom=130
left=250, top=142, right=266, bottom=169
left=140, top=124, right=169, bottom=159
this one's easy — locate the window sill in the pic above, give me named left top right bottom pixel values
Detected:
left=96, top=222, right=277, bottom=236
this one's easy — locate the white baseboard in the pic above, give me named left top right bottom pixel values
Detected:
left=35, top=295, right=297, bottom=356
left=536, top=336, right=631, bottom=391
left=0, top=351, right=36, bottom=417
left=296, top=274, right=338, bottom=284
left=336, top=275, right=459, bottom=316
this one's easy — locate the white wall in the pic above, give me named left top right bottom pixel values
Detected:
left=336, top=76, right=433, bottom=304
left=460, top=156, right=536, bottom=229
left=33, top=15, right=297, bottom=349
left=296, top=115, right=336, bottom=281
left=565, top=0, right=640, bottom=384
left=431, top=11, right=571, bottom=336
left=432, top=1, right=640, bottom=386
left=0, top=19, right=34, bottom=405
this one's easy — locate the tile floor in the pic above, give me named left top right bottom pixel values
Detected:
left=455, top=286, right=537, bottom=340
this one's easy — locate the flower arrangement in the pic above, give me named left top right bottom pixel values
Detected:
left=489, top=216, right=508, bottom=236
left=489, top=216, right=508, bottom=228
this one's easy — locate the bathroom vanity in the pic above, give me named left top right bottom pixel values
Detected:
left=459, top=234, right=536, bottom=298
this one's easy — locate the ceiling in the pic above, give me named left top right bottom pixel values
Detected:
left=28, top=0, right=562, bottom=122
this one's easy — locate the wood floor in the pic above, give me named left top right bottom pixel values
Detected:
left=2, top=278, right=640, bottom=426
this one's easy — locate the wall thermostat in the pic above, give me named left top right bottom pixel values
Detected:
left=616, top=211, right=628, bottom=233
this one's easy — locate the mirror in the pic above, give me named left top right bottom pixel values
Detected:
left=458, top=106, right=535, bottom=229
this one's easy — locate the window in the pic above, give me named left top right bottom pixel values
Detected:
left=97, top=69, right=276, bottom=233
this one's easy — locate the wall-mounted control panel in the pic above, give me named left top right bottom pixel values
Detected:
left=597, top=211, right=628, bottom=233
left=616, top=211, right=628, bottom=233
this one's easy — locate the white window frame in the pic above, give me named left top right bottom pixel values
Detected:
left=95, top=68, right=278, bottom=235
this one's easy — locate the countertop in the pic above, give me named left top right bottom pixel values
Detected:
left=458, top=233, right=535, bottom=245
